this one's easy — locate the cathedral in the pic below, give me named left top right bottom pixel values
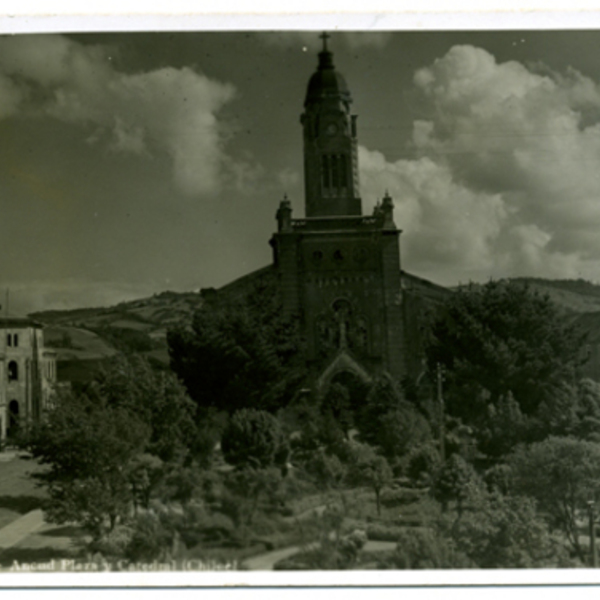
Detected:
left=215, top=36, right=449, bottom=395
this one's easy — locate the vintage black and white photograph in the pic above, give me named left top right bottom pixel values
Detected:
left=2, top=25, right=600, bottom=578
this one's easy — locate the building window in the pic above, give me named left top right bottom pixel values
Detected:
left=339, top=155, right=347, bottom=188
left=8, top=361, right=18, bottom=381
left=331, top=155, right=339, bottom=188
left=13, top=334, right=18, bottom=347
left=6, top=334, right=11, bottom=347
left=322, top=154, right=348, bottom=191
left=322, top=155, right=330, bottom=188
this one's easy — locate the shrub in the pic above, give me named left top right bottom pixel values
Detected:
left=432, top=454, right=482, bottom=514
left=405, top=443, right=442, bottom=485
left=274, top=528, right=367, bottom=570
left=125, top=512, right=174, bottom=562
left=346, top=443, right=393, bottom=515
left=87, top=524, right=133, bottom=559
left=379, top=487, right=424, bottom=508
left=176, top=507, right=235, bottom=548
left=366, top=523, right=405, bottom=542
left=304, top=449, right=347, bottom=491
left=221, top=409, right=285, bottom=469
left=384, top=529, right=473, bottom=569
left=483, top=463, right=513, bottom=495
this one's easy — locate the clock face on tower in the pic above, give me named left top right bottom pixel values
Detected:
left=325, top=123, right=338, bottom=136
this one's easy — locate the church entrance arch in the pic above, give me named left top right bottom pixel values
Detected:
left=7, top=400, right=19, bottom=440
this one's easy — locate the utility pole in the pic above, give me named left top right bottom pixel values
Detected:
left=589, top=501, right=597, bottom=568
left=437, top=362, right=446, bottom=463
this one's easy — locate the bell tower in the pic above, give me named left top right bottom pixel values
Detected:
left=301, top=33, right=361, bottom=217
left=271, top=34, right=406, bottom=390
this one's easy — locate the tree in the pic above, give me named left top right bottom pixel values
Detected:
left=168, top=273, right=306, bottom=416
left=128, top=453, right=164, bottom=512
left=24, top=354, right=198, bottom=544
left=220, top=466, right=282, bottom=536
left=92, top=355, right=197, bottom=463
left=443, top=483, right=570, bottom=568
left=356, top=376, right=432, bottom=462
left=221, top=408, right=287, bottom=470
left=347, top=443, right=393, bottom=516
left=405, top=442, right=442, bottom=486
left=305, top=448, right=347, bottom=492
left=26, top=387, right=150, bottom=540
left=432, top=454, right=481, bottom=515
left=535, top=378, right=600, bottom=442
left=426, top=280, right=586, bottom=451
left=477, top=392, right=529, bottom=458
left=508, top=436, right=600, bottom=561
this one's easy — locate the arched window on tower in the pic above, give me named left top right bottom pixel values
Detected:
left=8, top=361, right=18, bottom=381
left=13, top=334, right=18, bottom=347
left=339, top=154, right=348, bottom=189
left=6, top=334, right=11, bottom=347
left=322, top=155, right=330, bottom=188
left=331, top=155, right=339, bottom=188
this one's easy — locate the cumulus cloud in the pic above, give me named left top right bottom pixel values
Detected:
left=359, top=147, right=508, bottom=279
left=277, top=167, right=301, bottom=191
left=360, top=44, right=600, bottom=284
left=0, top=34, right=236, bottom=196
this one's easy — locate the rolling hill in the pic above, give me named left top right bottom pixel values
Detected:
left=30, top=290, right=206, bottom=381
left=29, top=276, right=600, bottom=383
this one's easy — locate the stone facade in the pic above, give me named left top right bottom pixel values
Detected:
left=0, top=317, right=56, bottom=442
left=270, top=197, right=406, bottom=390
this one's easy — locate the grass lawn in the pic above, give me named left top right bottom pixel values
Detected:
left=0, top=455, right=46, bottom=530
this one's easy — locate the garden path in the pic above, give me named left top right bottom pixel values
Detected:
left=0, top=509, right=45, bottom=550
left=243, top=539, right=396, bottom=570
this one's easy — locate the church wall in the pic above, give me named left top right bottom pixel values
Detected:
left=379, top=231, right=404, bottom=381
left=299, top=232, right=387, bottom=366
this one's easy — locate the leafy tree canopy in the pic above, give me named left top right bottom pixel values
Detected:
left=508, top=435, right=600, bottom=561
left=444, top=483, right=570, bottom=568
left=168, top=273, right=306, bottom=415
left=426, top=280, right=586, bottom=432
left=221, top=408, right=287, bottom=470
left=432, top=454, right=480, bottom=514
left=26, top=387, right=150, bottom=539
left=356, top=375, right=432, bottom=462
left=91, top=354, right=197, bottom=463
left=24, top=354, right=198, bottom=541
left=346, top=442, right=393, bottom=516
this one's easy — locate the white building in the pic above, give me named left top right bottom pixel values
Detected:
left=0, top=317, right=56, bottom=442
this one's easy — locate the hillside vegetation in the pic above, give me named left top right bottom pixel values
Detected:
left=489, top=277, right=600, bottom=314
left=29, top=276, right=600, bottom=382
left=31, top=290, right=205, bottom=377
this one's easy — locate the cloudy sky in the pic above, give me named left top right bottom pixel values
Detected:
left=3, top=30, right=600, bottom=313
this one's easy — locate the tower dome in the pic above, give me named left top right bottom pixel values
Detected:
left=304, top=46, right=352, bottom=111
